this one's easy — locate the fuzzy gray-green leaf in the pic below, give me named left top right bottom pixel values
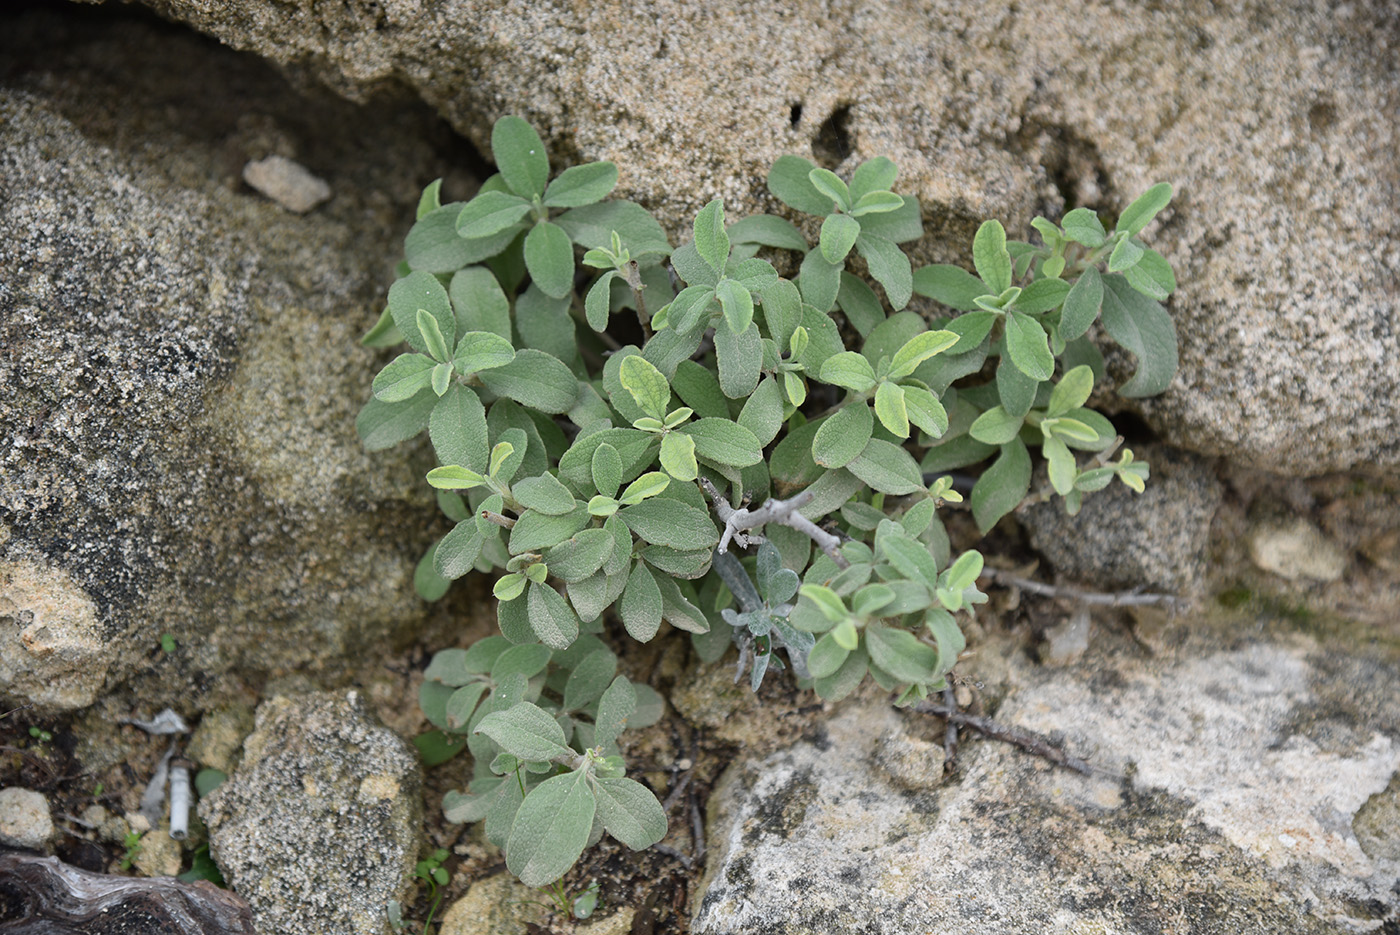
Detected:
left=478, top=349, right=579, bottom=414
left=812, top=401, right=873, bottom=469
left=506, top=770, right=595, bottom=886
left=619, top=561, right=663, bottom=641
left=592, top=777, right=668, bottom=850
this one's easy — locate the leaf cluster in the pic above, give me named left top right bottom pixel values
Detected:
left=359, top=115, right=1181, bottom=888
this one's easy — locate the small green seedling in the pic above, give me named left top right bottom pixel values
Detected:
left=119, top=830, right=143, bottom=871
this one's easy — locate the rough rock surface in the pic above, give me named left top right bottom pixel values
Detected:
left=199, top=690, right=422, bottom=935
left=0, top=8, right=465, bottom=712
left=0, top=788, right=54, bottom=851
left=117, top=0, right=1400, bottom=475
left=1021, top=446, right=1223, bottom=595
left=693, top=620, right=1400, bottom=934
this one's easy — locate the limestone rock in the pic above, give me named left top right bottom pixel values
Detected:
left=242, top=154, right=331, bottom=212
left=0, top=8, right=461, bottom=713
left=199, top=690, right=422, bottom=935
left=1022, top=446, right=1223, bottom=595
left=694, top=627, right=1400, bottom=934
left=1249, top=515, right=1350, bottom=583
left=123, top=0, right=1400, bottom=474
left=437, top=873, right=546, bottom=935
left=0, top=787, right=54, bottom=851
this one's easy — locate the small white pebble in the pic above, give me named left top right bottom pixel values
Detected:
left=243, top=155, right=332, bottom=213
left=1278, top=833, right=1297, bottom=848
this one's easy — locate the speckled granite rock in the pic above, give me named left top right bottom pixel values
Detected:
left=1021, top=446, right=1223, bottom=595
left=0, top=8, right=462, bottom=712
left=693, top=621, right=1400, bottom=934
left=199, top=690, right=422, bottom=935
left=111, top=0, right=1400, bottom=474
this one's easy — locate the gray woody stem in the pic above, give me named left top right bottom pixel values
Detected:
left=698, top=477, right=849, bottom=569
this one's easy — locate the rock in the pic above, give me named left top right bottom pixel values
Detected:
left=125, top=0, right=1400, bottom=474
left=1038, top=606, right=1090, bottom=665
left=1022, top=447, right=1223, bottom=595
left=198, top=690, right=422, bottom=935
left=437, top=873, right=546, bottom=935
left=185, top=704, right=256, bottom=775
left=0, top=787, right=54, bottom=851
left=0, top=8, right=463, bottom=713
left=132, top=828, right=183, bottom=878
left=242, top=154, right=332, bottom=212
left=693, top=625, right=1400, bottom=934
left=0, top=557, right=108, bottom=713
left=1249, top=515, right=1350, bottom=583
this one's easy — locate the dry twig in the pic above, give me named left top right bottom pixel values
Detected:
left=699, top=477, right=848, bottom=568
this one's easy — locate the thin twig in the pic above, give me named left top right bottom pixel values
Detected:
left=980, top=567, right=1182, bottom=610
left=689, top=787, right=706, bottom=862
left=479, top=509, right=516, bottom=530
left=624, top=260, right=650, bottom=337
left=698, top=477, right=849, bottom=569
left=941, top=685, right=959, bottom=774
left=652, top=844, right=693, bottom=869
left=913, top=701, right=1115, bottom=779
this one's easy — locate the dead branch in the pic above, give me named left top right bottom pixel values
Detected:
left=698, top=477, right=848, bottom=569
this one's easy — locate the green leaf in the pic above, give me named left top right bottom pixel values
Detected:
left=1048, top=365, right=1094, bottom=417
left=1012, top=277, right=1071, bottom=314
left=1115, top=182, right=1173, bottom=236
left=430, top=385, right=489, bottom=473
left=506, top=770, right=595, bottom=886
left=865, top=624, right=938, bottom=685
left=493, top=572, right=527, bottom=601
left=452, top=331, right=516, bottom=376
left=996, top=354, right=1039, bottom=418
left=760, top=278, right=804, bottom=348
left=449, top=267, right=511, bottom=340
left=555, top=201, right=671, bottom=259
left=415, top=545, right=452, bottom=601
left=359, top=307, right=402, bottom=349
left=1061, top=207, right=1107, bottom=247
left=373, top=353, right=437, bottom=402
left=873, top=381, right=909, bottom=438
left=594, top=676, right=636, bottom=748
left=524, top=220, right=575, bottom=299
left=972, top=220, right=1012, bottom=294
left=1100, top=274, right=1178, bottom=397
left=798, top=248, right=842, bottom=312
left=544, top=529, right=615, bottom=583
left=389, top=271, right=455, bottom=358
left=416, top=178, right=443, bottom=219
left=592, top=776, right=667, bottom=849
left=888, top=329, right=958, bottom=380
left=1123, top=248, right=1176, bottom=301
left=455, top=191, right=533, bottom=240
left=405, top=204, right=477, bottom=274
left=478, top=349, right=579, bottom=414
left=618, top=499, right=719, bottom=551
left=670, top=360, right=729, bottom=419
left=1044, top=434, right=1076, bottom=495
left=971, top=439, right=1031, bottom=533
left=727, top=214, right=808, bottom=250
left=475, top=702, right=572, bottom=762
left=767, top=155, right=833, bottom=215
left=582, top=444, right=618, bottom=500
left=737, top=378, right=784, bottom=446
left=849, top=157, right=898, bottom=201
left=618, top=471, right=670, bottom=505
left=876, top=520, right=939, bottom=590
left=942, top=549, right=983, bottom=593
left=1004, top=310, right=1054, bottom=381
left=712, top=280, right=754, bottom=338
left=807, top=631, right=852, bottom=679
left=847, top=438, right=923, bottom=495
left=819, top=213, right=861, bottom=264
left=527, top=580, right=581, bottom=650
left=692, top=198, right=730, bottom=276
left=1059, top=266, right=1103, bottom=340
left=583, top=270, right=618, bottom=331
left=913, top=265, right=990, bottom=311
left=811, top=401, right=873, bottom=469
left=807, top=168, right=851, bottom=211
left=813, top=644, right=868, bottom=701
left=659, top=431, right=698, bottom=481
left=417, top=309, right=453, bottom=362
left=542, top=161, right=619, bottom=208
left=492, top=116, right=550, bottom=198
left=902, top=386, right=948, bottom=438
left=969, top=405, right=1024, bottom=445
left=619, top=355, right=671, bottom=421
left=434, top=521, right=485, bottom=580
left=563, top=648, right=618, bottom=711
left=678, top=418, right=764, bottom=467
left=514, top=473, right=578, bottom=515
left=714, top=321, right=763, bottom=398
left=849, top=191, right=904, bottom=217
left=1107, top=235, right=1144, bottom=273
left=431, top=362, right=453, bottom=396
left=855, top=232, right=913, bottom=310
left=819, top=351, right=877, bottom=392
left=510, top=504, right=590, bottom=554
left=619, top=561, right=664, bottom=641
left=836, top=272, right=885, bottom=337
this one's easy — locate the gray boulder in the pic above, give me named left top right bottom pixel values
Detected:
left=199, top=690, right=422, bottom=935
left=115, top=0, right=1400, bottom=474
left=0, top=9, right=460, bottom=713
left=693, top=623, right=1400, bottom=934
